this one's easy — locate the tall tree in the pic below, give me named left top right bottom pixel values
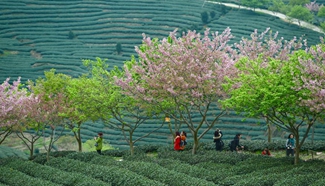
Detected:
left=64, top=76, right=98, bottom=152
left=287, top=5, right=313, bottom=25
left=0, top=78, right=30, bottom=144
left=116, top=28, right=238, bottom=154
left=15, top=93, right=45, bottom=159
left=82, top=58, right=163, bottom=155
left=223, top=45, right=325, bottom=164
left=28, top=69, right=73, bottom=161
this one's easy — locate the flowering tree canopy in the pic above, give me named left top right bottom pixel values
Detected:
left=81, top=58, right=163, bottom=155
left=116, top=28, right=239, bottom=154
left=0, top=77, right=32, bottom=144
left=222, top=38, right=325, bottom=164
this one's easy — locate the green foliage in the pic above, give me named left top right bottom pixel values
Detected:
left=201, top=11, right=209, bottom=24
left=241, top=0, right=270, bottom=10
left=0, top=166, right=61, bottom=186
left=318, top=6, right=325, bottom=17
left=2, top=157, right=108, bottom=185
left=1, top=146, right=325, bottom=185
left=0, top=146, right=28, bottom=159
left=45, top=157, right=165, bottom=186
left=89, top=155, right=216, bottom=186
left=320, top=21, right=325, bottom=31
left=82, top=139, right=115, bottom=152
left=268, top=0, right=291, bottom=14
left=289, top=0, right=310, bottom=6
left=220, top=4, right=228, bottom=15
left=287, top=5, right=313, bottom=23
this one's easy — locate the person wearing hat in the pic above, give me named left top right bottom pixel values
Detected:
left=94, top=132, right=103, bottom=155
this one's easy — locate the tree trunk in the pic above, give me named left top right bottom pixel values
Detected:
left=191, top=131, right=198, bottom=154
left=267, top=118, right=271, bottom=143
left=77, top=123, right=82, bottom=152
left=0, top=129, right=12, bottom=144
left=294, top=134, right=300, bottom=165
left=129, top=133, right=134, bottom=155
left=130, top=142, right=134, bottom=156
left=29, top=142, right=34, bottom=159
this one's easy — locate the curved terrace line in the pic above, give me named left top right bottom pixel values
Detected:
left=206, top=1, right=325, bottom=34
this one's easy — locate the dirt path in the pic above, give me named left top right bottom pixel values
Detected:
left=206, top=1, right=324, bottom=34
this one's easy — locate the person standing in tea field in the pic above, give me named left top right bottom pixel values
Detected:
left=174, top=131, right=181, bottom=151
left=180, top=131, right=187, bottom=151
left=213, top=128, right=224, bottom=152
left=94, top=132, right=103, bottom=155
left=286, top=134, right=295, bottom=157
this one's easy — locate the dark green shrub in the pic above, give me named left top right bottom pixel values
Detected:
left=0, top=166, right=60, bottom=186
left=102, top=149, right=129, bottom=157
left=201, top=11, right=209, bottom=24
left=3, top=157, right=109, bottom=186
left=68, top=30, right=75, bottom=39
left=116, top=43, right=122, bottom=54
left=66, top=151, right=104, bottom=162
left=210, top=11, right=216, bottom=18
left=31, top=154, right=48, bottom=164
left=46, top=157, right=165, bottom=186
left=90, top=156, right=215, bottom=186
left=158, top=150, right=252, bottom=165
left=0, top=49, right=4, bottom=55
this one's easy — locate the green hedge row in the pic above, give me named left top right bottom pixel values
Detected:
left=0, top=145, right=28, bottom=159
left=124, top=154, right=222, bottom=184
left=66, top=153, right=216, bottom=186
left=44, top=156, right=165, bottom=186
left=1, top=157, right=108, bottom=186
left=0, top=166, right=61, bottom=186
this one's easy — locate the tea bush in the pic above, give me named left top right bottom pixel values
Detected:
left=0, top=166, right=60, bottom=186
left=2, top=157, right=108, bottom=186
left=45, top=157, right=165, bottom=186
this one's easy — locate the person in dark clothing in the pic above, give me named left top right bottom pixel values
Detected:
left=286, top=134, right=295, bottom=157
left=230, top=133, right=244, bottom=152
left=213, top=128, right=223, bottom=151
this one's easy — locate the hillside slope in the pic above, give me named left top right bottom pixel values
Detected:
left=1, top=0, right=324, bottom=149
left=0, top=0, right=323, bottom=82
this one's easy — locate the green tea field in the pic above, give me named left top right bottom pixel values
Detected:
left=1, top=0, right=325, bottom=150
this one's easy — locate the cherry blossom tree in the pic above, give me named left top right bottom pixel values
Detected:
left=0, top=77, right=31, bottom=144
left=116, top=28, right=238, bottom=154
left=14, top=93, right=45, bottom=159
left=305, top=1, right=320, bottom=13
left=81, top=58, right=164, bottom=155
left=223, top=32, right=324, bottom=164
left=28, top=69, right=73, bottom=160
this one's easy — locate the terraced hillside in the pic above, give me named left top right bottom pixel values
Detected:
left=1, top=0, right=325, bottom=149
left=0, top=0, right=323, bottom=82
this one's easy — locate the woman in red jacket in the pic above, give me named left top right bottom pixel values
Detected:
left=174, top=131, right=181, bottom=151
left=180, top=131, right=187, bottom=151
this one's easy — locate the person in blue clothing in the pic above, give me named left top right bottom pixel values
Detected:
left=94, top=132, right=103, bottom=155
left=286, top=134, right=295, bottom=157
